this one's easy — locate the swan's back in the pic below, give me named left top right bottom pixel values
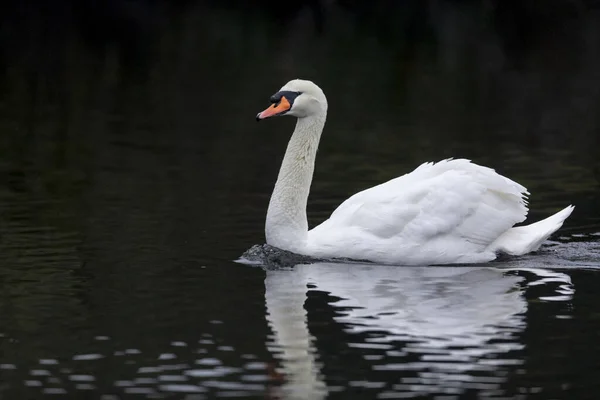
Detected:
left=306, top=159, right=531, bottom=265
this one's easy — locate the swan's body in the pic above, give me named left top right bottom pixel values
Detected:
left=256, top=79, right=574, bottom=265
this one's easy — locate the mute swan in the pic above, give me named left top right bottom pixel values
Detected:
left=255, top=79, right=574, bottom=265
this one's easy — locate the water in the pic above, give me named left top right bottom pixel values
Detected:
left=1, top=2, right=600, bottom=399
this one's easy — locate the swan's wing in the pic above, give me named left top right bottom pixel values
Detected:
left=308, top=159, right=528, bottom=257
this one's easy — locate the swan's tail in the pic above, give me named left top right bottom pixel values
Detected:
left=491, top=205, right=575, bottom=256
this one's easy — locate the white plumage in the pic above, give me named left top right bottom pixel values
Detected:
left=308, top=158, right=572, bottom=264
left=256, top=79, right=574, bottom=265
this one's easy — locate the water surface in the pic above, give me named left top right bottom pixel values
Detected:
left=1, top=2, right=600, bottom=399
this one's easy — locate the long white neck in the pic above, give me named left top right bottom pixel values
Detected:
left=266, top=112, right=327, bottom=252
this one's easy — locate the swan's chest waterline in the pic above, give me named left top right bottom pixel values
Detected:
left=265, top=115, right=326, bottom=252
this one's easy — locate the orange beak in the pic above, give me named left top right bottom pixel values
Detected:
left=256, top=96, right=291, bottom=121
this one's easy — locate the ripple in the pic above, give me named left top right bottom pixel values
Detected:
left=348, top=342, right=394, bottom=350
left=69, top=375, right=95, bottom=382
left=159, top=384, right=206, bottom=393
left=157, top=363, right=189, bottom=372
left=39, top=359, right=59, bottom=365
left=0, top=240, right=592, bottom=400
left=261, top=257, right=585, bottom=399
left=30, top=369, right=51, bottom=376
left=134, top=377, right=158, bottom=385
left=241, top=375, right=270, bottom=382
left=203, top=380, right=265, bottom=391
left=243, top=362, right=266, bottom=371
left=42, top=388, right=67, bottom=395
left=158, top=375, right=188, bottom=382
left=75, top=383, right=96, bottom=390
left=100, top=395, right=120, bottom=400
left=138, top=367, right=162, bottom=374
left=195, top=358, right=221, bottom=366
left=349, top=381, right=387, bottom=389
left=124, top=387, right=156, bottom=395
left=72, top=354, right=104, bottom=361
left=186, top=367, right=240, bottom=378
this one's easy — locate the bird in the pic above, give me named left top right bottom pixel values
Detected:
left=254, top=79, right=574, bottom=265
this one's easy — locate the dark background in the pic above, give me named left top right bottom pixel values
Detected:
left=1, top=1, right=600, bottom=399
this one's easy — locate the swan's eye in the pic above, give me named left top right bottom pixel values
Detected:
left=270, top=91, right=302, bottom=104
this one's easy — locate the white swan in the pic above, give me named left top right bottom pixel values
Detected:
left=255, top=79, right=574, bottom=265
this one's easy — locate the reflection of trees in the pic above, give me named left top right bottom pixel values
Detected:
left=0, top=0, right=598, bottom=252
left=0, top=0, right=598, bottom=231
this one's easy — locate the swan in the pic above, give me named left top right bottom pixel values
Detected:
left=255, top=79, right=574, bottom=265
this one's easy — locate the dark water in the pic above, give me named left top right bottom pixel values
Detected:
left=1, top=2, right=600, bottom=399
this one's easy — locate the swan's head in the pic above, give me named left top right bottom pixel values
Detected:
left=256, top=79, right=327, bottom=121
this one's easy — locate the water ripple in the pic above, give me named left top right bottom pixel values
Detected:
left=262, top=257, right=580, bottom=399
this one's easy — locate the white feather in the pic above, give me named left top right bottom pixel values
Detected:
left=259, top=80, right=574, bottom=265
left=307, top=159, right=536, bottom=264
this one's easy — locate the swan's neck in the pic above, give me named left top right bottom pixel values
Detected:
left=266, top=113, right=326, bottom=252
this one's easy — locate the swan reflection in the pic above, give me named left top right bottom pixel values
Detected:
left=263, top=262, right=573, bottom=399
